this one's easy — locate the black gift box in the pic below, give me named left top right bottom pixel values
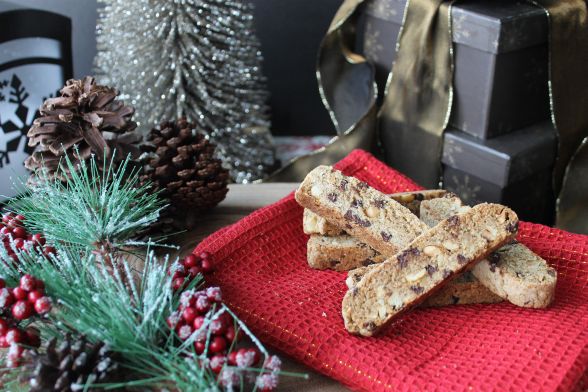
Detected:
left=358, top=0, right=551, bottom=139
left=442, top=122, right=557, bottom=224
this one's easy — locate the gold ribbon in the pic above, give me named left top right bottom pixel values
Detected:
left=532, top=0, right=588, bottom=233
left=378, top=0, right=454, bottom=188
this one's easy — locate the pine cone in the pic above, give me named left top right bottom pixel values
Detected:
left=25, top=76, right=141, bottom=183
left=23, top=335, right=123, bottom=391
left=139, top=118, right=229, bottom=232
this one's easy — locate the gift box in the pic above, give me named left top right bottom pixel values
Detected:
left=358, top=0, right=550, bottom=139
left=442, top=121, right=557, bottom=224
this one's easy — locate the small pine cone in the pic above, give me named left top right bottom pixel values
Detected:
left=139, top=118, right=229, bottom=232
left=23, top=335, right=123, bottom=391
left=25, top=76, right=141, bottom=183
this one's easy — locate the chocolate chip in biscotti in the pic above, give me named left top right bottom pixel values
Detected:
left=341, top=203, right=518, bottom=336
left=328, top=193, right=338, bottom=202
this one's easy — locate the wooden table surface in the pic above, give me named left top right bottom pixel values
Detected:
left=173, top=183, right=349, bottom=392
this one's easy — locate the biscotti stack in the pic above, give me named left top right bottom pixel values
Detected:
left=295, top=166, right=557, bottom=337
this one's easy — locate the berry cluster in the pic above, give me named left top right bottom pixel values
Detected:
left=0, top=275, right=51, bottom=367
left=170, top=252, right=214, bottom=291
left=1, top=212, right=56, bottom=260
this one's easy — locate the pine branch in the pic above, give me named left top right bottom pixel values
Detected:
left=9, top=152, right=167, bottom=251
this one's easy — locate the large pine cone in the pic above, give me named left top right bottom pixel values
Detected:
left=139, top=118, right=229, bottom=231
left=25, top=76, right=141, bottom=183
left=23, top=335, right=123, bottom=391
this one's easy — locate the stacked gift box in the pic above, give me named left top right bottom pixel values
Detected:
left=357, top=0, right=556, bottom=224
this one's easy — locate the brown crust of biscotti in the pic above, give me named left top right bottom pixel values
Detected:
left=420, top=197, right=557, bottom=308
left=303, top=189, right=447, bottom=236
left=295, top=166, right=428, bottom=257
left=307, top=235, right=386, bottom=271
left=342, top=203, right=519, bottom=336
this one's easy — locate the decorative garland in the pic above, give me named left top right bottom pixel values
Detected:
left=0, top=153, right=297, bottom=390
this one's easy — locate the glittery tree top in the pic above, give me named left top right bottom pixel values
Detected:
left=94, top=0, right=276, bottom=183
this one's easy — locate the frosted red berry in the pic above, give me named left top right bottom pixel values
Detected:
left=172, top=277, right=185, bottom=291
left=20, top=274, right=36, bottom=292
left=210, top=319, right=226, bottom=336
left=177, top=324, right=193, bottom=340
left=5, top=328, right=23, bottom=344
left=12, top=300, right=33, bottom=320
left=28, top=290, right=43, bottom=303
left=195, top=295, right=210, bottom=314
left=209, top=354, right=226, bottom=374
left=12, top=287, right=27, bottom=301
left=193, top=316, right=206, bottom=331
left=182, top=307, right=197, bottom=324
left=0, top=288, right=15, bottom=309
left=34, top=297, right=52, bottom=315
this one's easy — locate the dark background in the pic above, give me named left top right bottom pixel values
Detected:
left=252, top=0, right=340, bottom=136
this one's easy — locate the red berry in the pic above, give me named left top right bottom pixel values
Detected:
left=11, top=227, right=26, bottom=239
left=14, top=215, right=25, bottom=223
left=35, top=280, right=45, bottom=292
left=187, top=266, right=201, bottom=277
left=20, top=274, right=36, bottom=291
left=2, top=213, right=13, bottom=224
left=195, top=296, right=210, bottom=314
left=13, top=238, right=25, bottom=249
left=209, top=354, right=226, bottom=374
left=227, top=351, right=238, bottom=366
left=225, top=326, right=236, bottom=343
left=183, top=254, right=199, bottom=268
left=0, top=278, right=5, bottom=289
left=25, top=328, right=40, bottom=348
left=199, top=251, right=211, bottom=260
left=0, top=226, right=11, bottom=236
left=206, top=287, right=222, bottom=302
left=12, top=300, right=33, bottom=320
left=172, top=277, right=185, bottom=291
left=0, top=288, right=15, bottom=309
left=166, top=311, right=182, bottom=329
left=43, top=246, right=56, bottom=257
left=31, top=234, right=45, bottom=246
left=193, top=316, right=206, bottom=331
left=5, top=328, right=24, bottom=344
left=0, top=335, right=8, bottom=348
left=210, top=319, right=226, bottom=336
left=182, top=307, right=197, bottom=324
left=200, top=258, right=214, bottom=273
left=172, top=270, right=185, bottom=281
left=12, top=287, right=27, bottom=300
left=194, top=341, right=206, bottom=355
left=209, top=336, right=227, bottom=354
left=28, top=290, right=44, bottom=303
left=34, top=297, right=52, bottom=315
left=177, top=324, right=193, bottom=340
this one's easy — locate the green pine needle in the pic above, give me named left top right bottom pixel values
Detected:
left=9, top=152, right=167, bottom=250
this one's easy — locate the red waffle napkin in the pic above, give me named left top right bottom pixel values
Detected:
left=194, top=150, right=588, bottom=391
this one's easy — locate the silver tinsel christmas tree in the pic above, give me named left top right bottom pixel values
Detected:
left=94, top=0, right=276, bottom=183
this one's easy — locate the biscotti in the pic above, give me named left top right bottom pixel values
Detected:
left=307, top=235, right=386, bottom=271
left=420, top=196, right=557, bottom=308
left=422, top=272, right=503, bottom=307
left=303, top=190, right=447, bottom=236
left=342, top=203, right=519, bottom=336
left=295, top=166, right=429, bottom=257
